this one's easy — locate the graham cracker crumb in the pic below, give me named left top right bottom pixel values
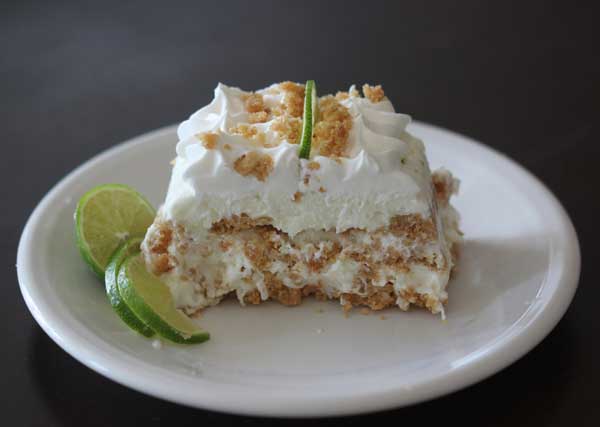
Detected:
left=243, top=93, right=266, bottom=113
left=307, top=242, right=342, bottom=272
left=313, top=96, right=352, bottom=157
left=244, top=241, right=271, bottom=270
left=190, top=309, right=203, bottom=319
left=176, top=240, right=189, bottom=253
left=360, top=308, right=371, bottom=315
left=389, top=214, right=437, bottom=242
left=148, top=225, right=172, bottom=254
left=335, top=87, right=359, bottom=101
left=340, top=284, right=398, bottom=311
left=398, top=288, right=439, bottom=311
left=431, top=169, right=459, bottom=206
left=248, top=111, right=269, bottom=124
left=210, top=214, right=273, bottom=233
left=271, top=116, right=302, bottom=144
left=318, top=186, right=326, bottom=193
left=362, top=84, right=385, bottom=103
left=244, top=290, right=262, bottom=305
left=293, top=191, right=303, bottom=202
left=230, top=123, right=257, bottom=138
left=223, top=143, right=232, bottom=150
left=196, top=132, right=219, bottom=149
left=154, top=253, right=173, bottom=273
left=242, top=92, right=271, bottom=124
left=219, top=239, right=232, bottom=251
left=343, top=301, right=352, bottom=315
left=229, top=124, right=267, bottom=145
left=307, top=161, right=320, bottom=170
left=233, top=151, right=274, bottom=181
left=262, top=271, right=303, bottom=305
left=278, top=81, right=305, bottom=118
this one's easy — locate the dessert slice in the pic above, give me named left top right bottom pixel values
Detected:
left=141, top=82, right=461, bottom=316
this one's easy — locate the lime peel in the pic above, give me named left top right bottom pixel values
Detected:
left=105, top=238, right=155, bottom=337
left=298, top=80, right=317, bottom=159
left=117, top=254, right=210, bottom=345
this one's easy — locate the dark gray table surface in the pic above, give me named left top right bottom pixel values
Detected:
left=3, top=1, right=599, bottom=425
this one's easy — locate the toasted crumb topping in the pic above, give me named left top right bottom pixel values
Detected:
left=335, top=87, right=359, bottom=101
left=271, top=116, right=302, bottom=144
left=242, top=92, right=271, bottom=124
left=218, top=82, right=387, bottom=155
left=278, top=81, right=305, bottom=118
left=293, top=191, right=303, bottom=202
left=248, top=111, right=269, bottom=124
left=318, top=186, right=326, bottom=193
left=312, top=96, right=353, bottom=157
left=243, top=93, right=266, bottom=113
left=223, top=143, right=232, bottom=150
left=362, top=84, right=385, bottom=103
left=196, top=132, right=219, bottom=149
left=233, top=151, right=274, bottom=181
left=307, top=161, right=320, bottom=170
left=229, top=124, right=267, bottom=145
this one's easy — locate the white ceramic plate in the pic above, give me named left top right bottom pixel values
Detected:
left=17, top=123, right=580, bottom=417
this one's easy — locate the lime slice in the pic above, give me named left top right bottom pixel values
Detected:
left=298, top=80, right=318, bottom=159
left=105, top=238, right=154, bottom=337
left=75, top=184, right=155, bottom=279
left=117, top=254, right=210, bottom=344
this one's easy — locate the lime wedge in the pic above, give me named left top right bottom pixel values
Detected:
left=75, top=184, right=155, bottom=279
left=298, top=80, right=317, bottom=159
left=105, top=238, right=154, bottom=337
left=117, top=254, right=210, bottom=344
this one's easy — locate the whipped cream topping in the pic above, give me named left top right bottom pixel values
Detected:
left=162, top=83, right=435, bottom=236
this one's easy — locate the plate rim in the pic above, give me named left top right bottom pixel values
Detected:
left=16, top=122, right=581, bottom=417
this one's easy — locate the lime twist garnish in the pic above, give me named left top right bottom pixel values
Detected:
left=298, top=80, right=318, bottom=159
left=105, top=237, right=155, bottom=337
left=117, top=254, right=210, bottom=344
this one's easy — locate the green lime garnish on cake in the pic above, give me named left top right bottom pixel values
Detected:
left=105, top=237, right=155, bottom=337
left=117, top=254, right=210, bottom=344
left=298, top=80, right=318, bottom=159
left=75, top=184, right=155, bottom=278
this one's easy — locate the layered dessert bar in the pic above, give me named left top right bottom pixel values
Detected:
left=142, top=82, right=461, bottom=316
